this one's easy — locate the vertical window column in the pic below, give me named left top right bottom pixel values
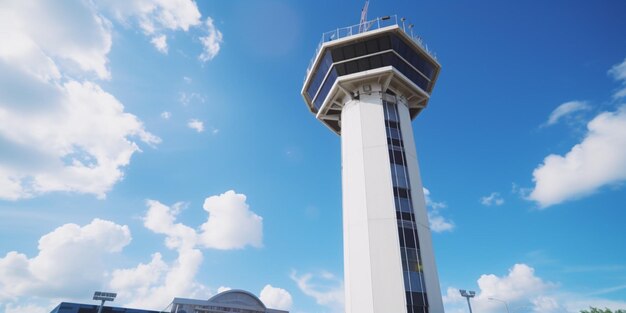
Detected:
left=383, top=98, right=429, bottom=313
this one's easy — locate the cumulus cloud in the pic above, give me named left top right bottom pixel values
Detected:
left=109, top=248, right=209, bottom=309
left=151, top=34, right=168, bottom=53
left=545, top=101, right=590, bottom=126
left=187, top=119, right=205, bottom=132
left=259, top=285, right=293, bottom=311
left=96, top=0, right=223, bottom=58
left=113, top=193, right=263, bottom=308
left=0, top=0, right=226, bottom=200
left=0, top=81, right=160, bottom=200
left=0, top=0, right=162, bottom=200
left=145, top=191, right=263, bottom=251
left=529, top=106, right=626, bottom=207
left=96, top=0, right=201, bottom=35
left=481, top=192, right=504, bottom=206
left=0, top=1, right=112, bottom=79
left=423, top=188, right=455, bottom=232
left=443, top=263, right=626, bottom=313
left=609, top=58, right=626, bottom=99
left=5, top=303, right=51, bottom=313
left=144, top=200, right=197, bottom=250
left=199, top=17, right=223, bottom=62
left=0, top=191, right=262, bottom=310
left=109, top=200, right=211, bottom=309
left=199, top=190, right=263, bottom=249
left=0, top=219, right=131, bottom=301
left=290, top=270, right=344, bottom=313
left=161, top=111, right=171, bottom=119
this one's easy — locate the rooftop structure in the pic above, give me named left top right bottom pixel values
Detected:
left=49, top=302, right=158, bottom=313
left=50, top=290, right=288, bottom=313
left=301, top=13, right=444, bottom=313
left=164, top=289, right=288, bottom=313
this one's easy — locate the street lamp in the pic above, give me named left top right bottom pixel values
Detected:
left=459, top=290, right=476, bottom=313
left=93, top=291, right=116, bottom=313
left=489, top=297, right=510, bottom=313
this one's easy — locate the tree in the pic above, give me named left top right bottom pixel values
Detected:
left=581, top=307, right=626, bottom=313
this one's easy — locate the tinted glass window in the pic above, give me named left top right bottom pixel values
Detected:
left=343, top=45, right=355, bottom=59
left=355, top=42, right=367, bottom=57
left=357, top=57, right=370, bottom=71
left=313, top=68, right=338, bottom=111
left=366, top=39, right=379, bottom=54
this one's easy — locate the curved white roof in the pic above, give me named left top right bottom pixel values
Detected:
left=208, top=289, right=267, bottom=310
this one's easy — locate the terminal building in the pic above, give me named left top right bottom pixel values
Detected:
left=50, top=290, right=288, bottom=313
left=301, top=13, right=444, bottom=313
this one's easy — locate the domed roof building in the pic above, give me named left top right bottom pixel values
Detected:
left=167, top=289, right=288, bottom=313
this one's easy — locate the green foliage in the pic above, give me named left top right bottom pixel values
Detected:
left=580, top=307, right=626, bottom=313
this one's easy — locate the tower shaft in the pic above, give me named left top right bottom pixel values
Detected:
left=341, top=84, right=443, bottom=313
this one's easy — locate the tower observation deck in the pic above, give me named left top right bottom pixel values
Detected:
left=301, top=15, right=443, bottom=313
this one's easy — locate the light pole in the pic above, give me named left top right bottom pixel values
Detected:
left=93, top=291, right=116, bottom=313
left=459, top=290, right=476, bottom=313
left=489, top=297, right=510, bottom=313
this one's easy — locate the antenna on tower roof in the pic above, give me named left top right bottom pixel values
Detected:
left=359, top=0, right=369, bottom=33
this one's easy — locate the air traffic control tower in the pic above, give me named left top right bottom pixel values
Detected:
left=301, top=15, right=443, bottom=313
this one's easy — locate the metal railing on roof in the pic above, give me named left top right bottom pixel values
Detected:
left=304, top=15, right=437, bottom=82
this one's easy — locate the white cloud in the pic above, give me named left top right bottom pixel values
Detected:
left=183, top=76, right=192, bottom=83
left=97, top=0, right=201, bottom=35
left=5, top=303, right=51, bottom=313
left=0, top=1, right=113, bottom=79
left=199, top=17, right=223, bottom=62
left=109, top=247, right=209, bottom=310
left=217, top=286, right=232, bottom=293
left=609, top=57, right=626, bottom=99
left=199, top=190, right=263, bottom=249
left=481, top=192, right=504, bottom=206
left=290, top=271, right=344, bottom=313
left=259, top=284, right=293, bottom=311
left=0, top=0, right=161, bottom=200
left=429, top=214, right=455, bottom=233
left=443, top=263, right=626, bottom=313
left=423, top=188, right=455, bottom=232
left=0, top=0, right=224, bottom=200
left=179, top=92, right=205, bottom=105
left=151, top=34, right=168, bottom=53
left=0, top=81, right=160, bottom=200
left=476, top=264, right=553, bottom=301
left=161, top=111, right=171, bottom=119
left=529, top=106, right=626, bottom=207
left=144, top=191, right=263, bottom=251
left=545, top=101, right=590, bottom=126
left=96, top=1, right=223, bottom=59
left=0, top=219, right=131, bottom=301
left=187, top=119, right=205, bottom=132
left=114, top=193, right=263, bottom=308
left=0, top=191, right=262, bottom=310
left=144, top=200, right=197, bottom=250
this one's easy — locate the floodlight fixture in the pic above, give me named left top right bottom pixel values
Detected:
left=381, top=16, right=391, bottom=20
left=93, top=291, right=116, bottom=313
left=93, top=291, right=116, bottom=301
left=459, top=289, right=476, bottom=313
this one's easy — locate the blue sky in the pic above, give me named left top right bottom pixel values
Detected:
left=1, top=1, right=625, bottom=313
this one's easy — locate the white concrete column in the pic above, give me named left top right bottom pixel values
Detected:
left=340, top=88, right=407, bottom=313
